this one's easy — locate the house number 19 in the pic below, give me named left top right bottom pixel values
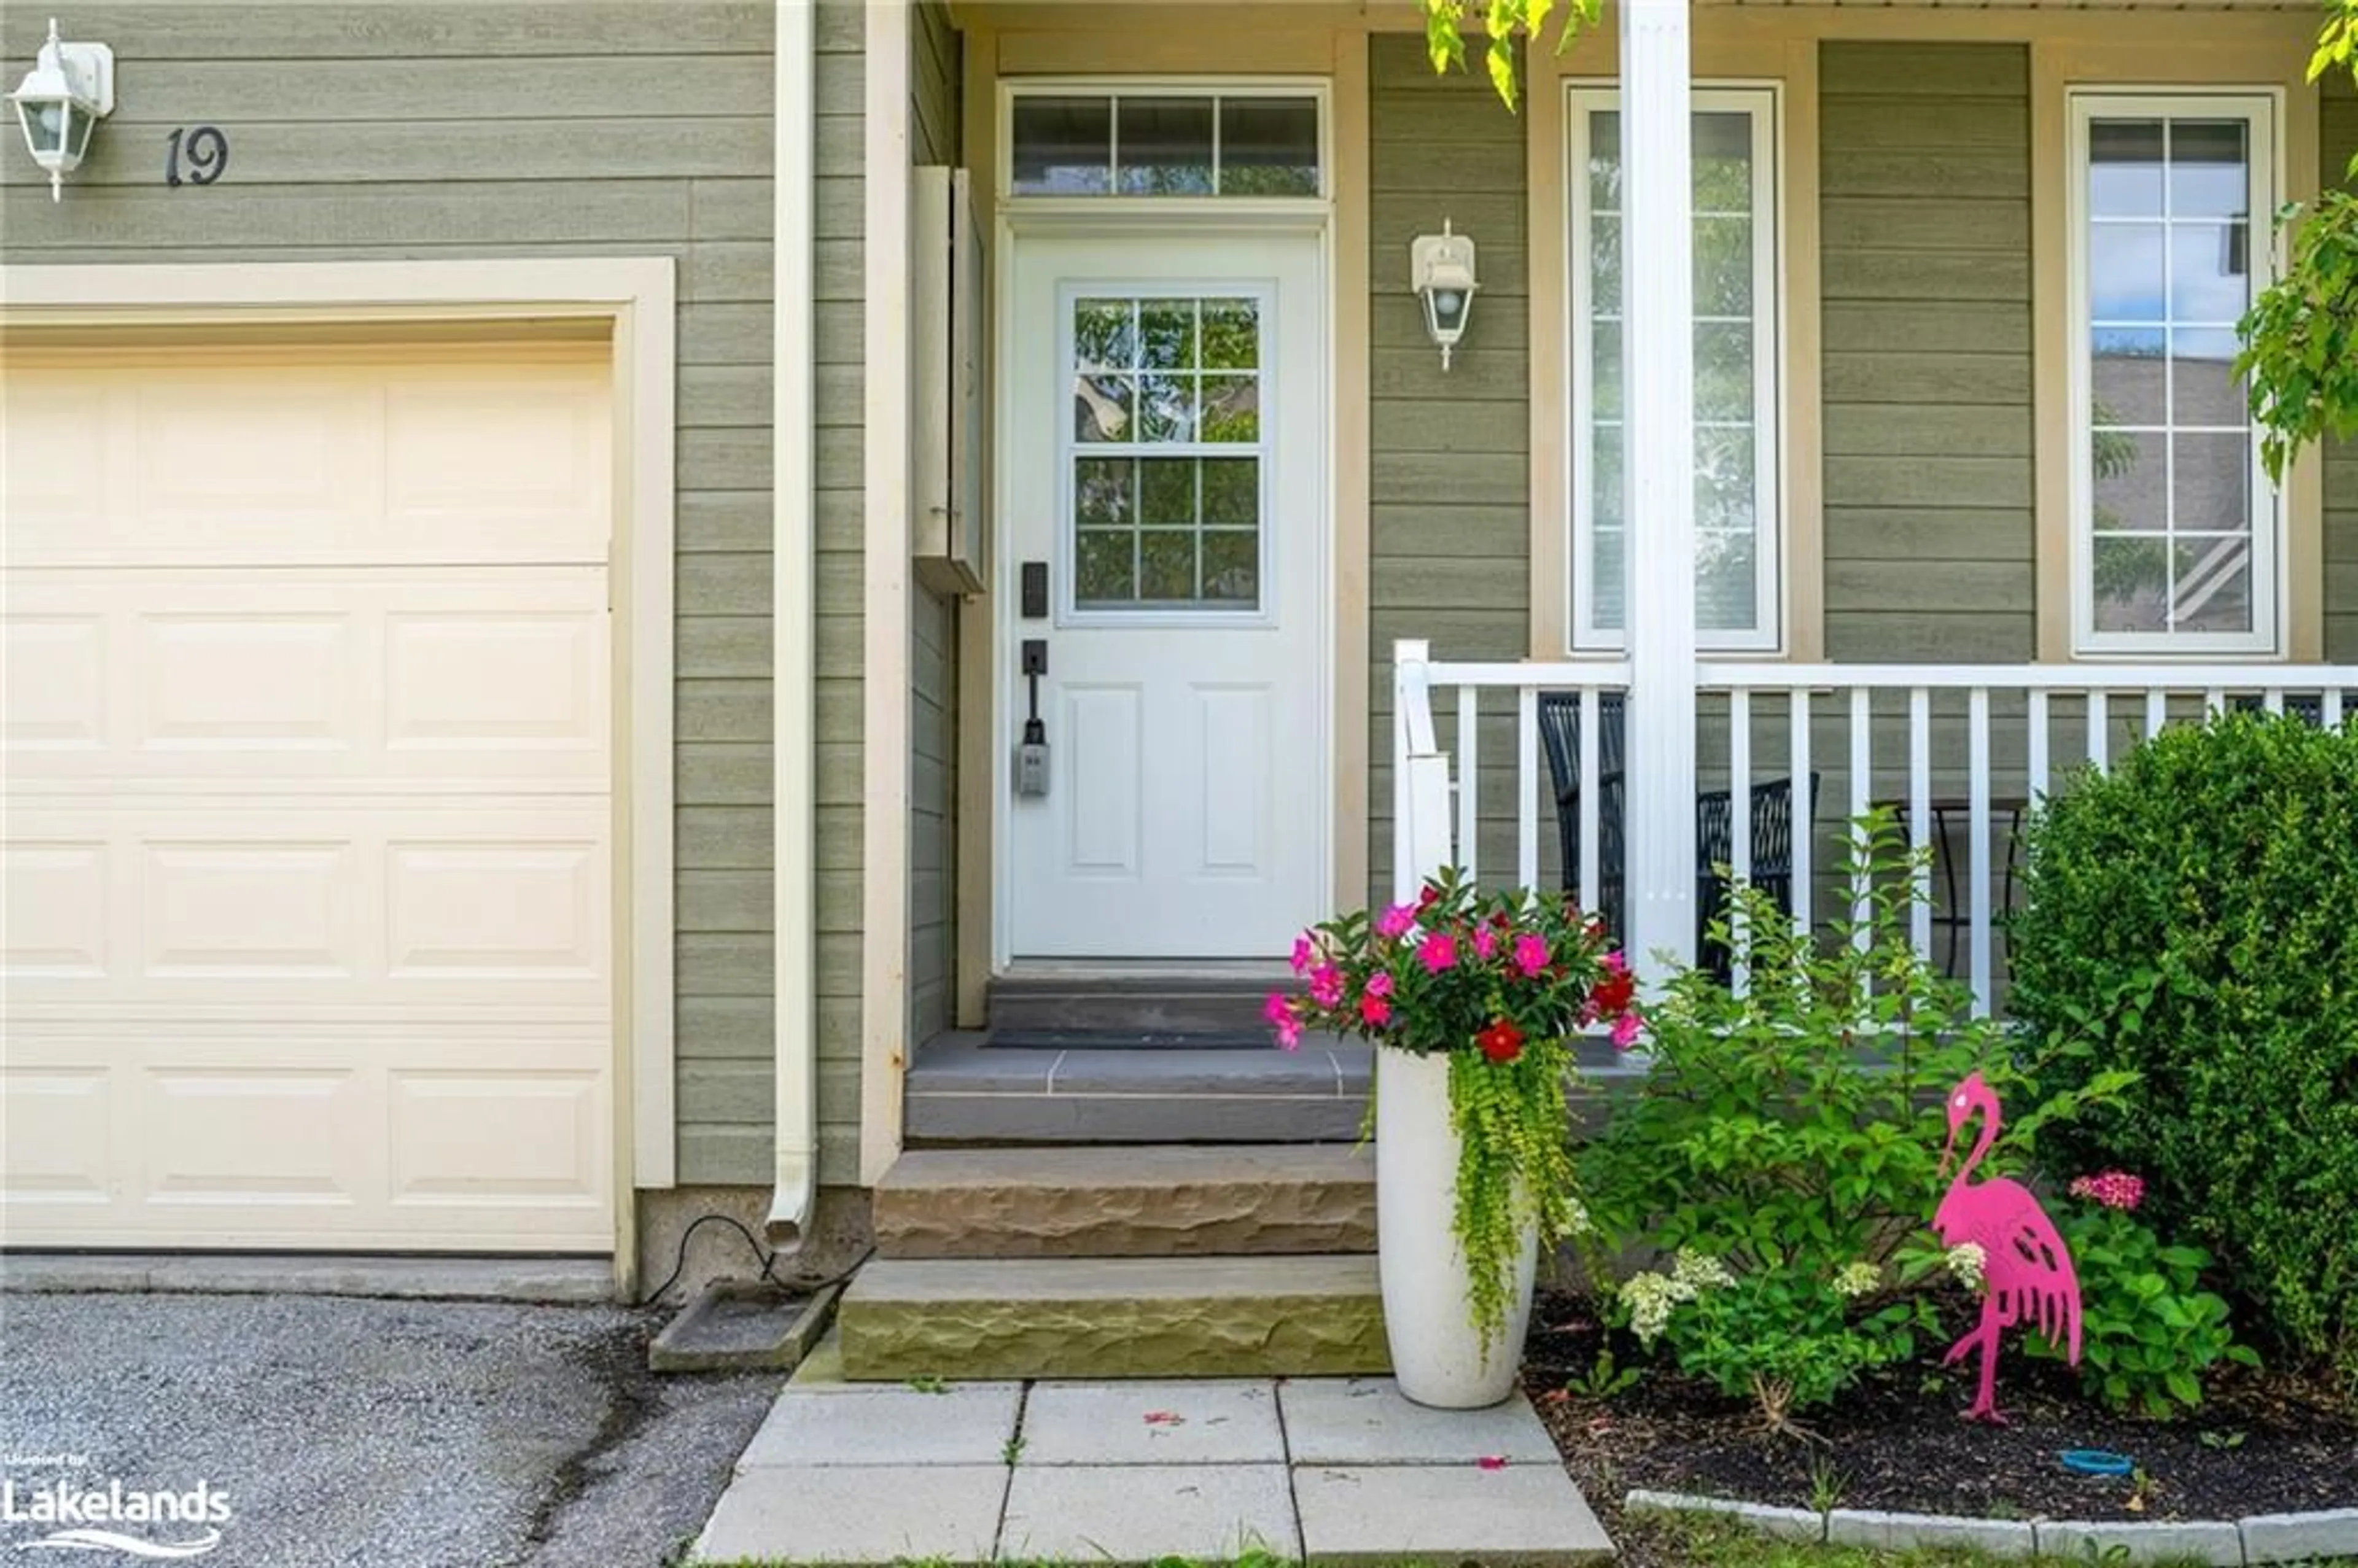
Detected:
left=165, top=126, right=229, bottom=187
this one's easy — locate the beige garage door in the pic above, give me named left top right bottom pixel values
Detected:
left=1, top=338, right=617, bottom=1251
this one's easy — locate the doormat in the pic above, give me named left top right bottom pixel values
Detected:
left=982, top=1029, right=1273, bottom=1050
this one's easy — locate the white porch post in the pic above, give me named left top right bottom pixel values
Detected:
left=1620, top=0, right=1699, bottom=979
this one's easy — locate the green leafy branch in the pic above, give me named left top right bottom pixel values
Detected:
left=1420, top=0, right=1600, bottom=109
left=2233, top=0, right=2358, bottom=485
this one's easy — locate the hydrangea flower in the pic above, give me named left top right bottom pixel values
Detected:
left=2069, top=1170, right=2146, bottom=1212
left=1946, top=1241, right=1988, bottom=1294
left=1833, top=1261, right=1881, bottom=1299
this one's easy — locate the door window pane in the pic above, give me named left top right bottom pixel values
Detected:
left=1010, top=91, right=1322, bottom=200
left=1067, top=295, right=1266, bottom=611
left=2078, top=101, right=2273, bottom=650
left=1576, top=94, right=1776, bottom=648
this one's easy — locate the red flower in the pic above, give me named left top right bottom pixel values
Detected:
left=1476, top=1018, right=1523, bottom=1063
left=1590, top=967, right=1636, bottom=1017
left=1417, top=883, right=1444, bottom=911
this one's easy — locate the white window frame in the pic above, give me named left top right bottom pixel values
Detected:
left=999, top=80, right=1331, bottom=209
left=2067, top=90, right=2282, bottom=658
left=1568, top=82, right=1784, bottom=655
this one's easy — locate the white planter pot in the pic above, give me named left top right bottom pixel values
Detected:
left=1375, top=1046, right=1539, bottom=1408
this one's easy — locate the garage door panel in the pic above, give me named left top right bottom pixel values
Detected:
left=388, top=1069, right=605, bottom=1209
left=6, top=806, right=609, bottom=1010
left=0, top=1065, right=115, bottom=1205
left=1, top=347, right=618, bottom=1254
left=4, top=571, right=608, bottom=788
left=2, top=356, right=607, bottom=570
left=2, top=1026, right=612, bottom=1249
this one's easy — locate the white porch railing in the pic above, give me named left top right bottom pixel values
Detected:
left=1393, top=639, right=2358, bottom=1018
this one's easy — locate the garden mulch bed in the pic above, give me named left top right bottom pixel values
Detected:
left=1520, top=1290, right=2358, bottom=1532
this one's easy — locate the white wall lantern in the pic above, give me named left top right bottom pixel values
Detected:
left=8, top=18, right=114, bottom=202
left=1409, top=220, right=1479, bottom=371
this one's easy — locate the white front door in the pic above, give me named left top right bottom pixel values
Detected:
left=1002, top=229, right=1328, bottom=960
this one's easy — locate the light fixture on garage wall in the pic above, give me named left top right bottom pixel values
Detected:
left=1410, top=220, right=1479, bottom=371
left=8, top=18, right=114, bottom=202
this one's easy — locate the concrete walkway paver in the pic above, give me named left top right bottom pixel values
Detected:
left=736, top=1382, right=1022, bottom=1467
left=1295, top=1464, right=1614, bottom=1565
left=1280, top=1376, right=1565, bottom=1465
left=1000, top=1465, right=1296, bottom=1561
left=694, top=1464, right=1010, bottom=1564
left=1019, top=1380, right=1284, bottom=1465
left=690, top=1340, right=1616, bottom=1564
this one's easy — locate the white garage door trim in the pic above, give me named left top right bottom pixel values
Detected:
left=0, top=258, right=680, bottom=1260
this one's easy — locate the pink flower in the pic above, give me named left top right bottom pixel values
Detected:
left=1375, top=903, right=1417, bottom=941
left=1610, top=1011, right=1643, bottom=1051
left=1476, top=1456, right=1509, bottom=1472
left=1309, top=963, right=1344, bottom=1009
left=1601, top=949, right=1629, bottom=976
left=1263, top=991, right=1303, bottom=1051
left=1360, top=993, right=1392, bottom=1027
left=1290, top=934, right=1314, bottom=974
left=1512, top=933, right=1550, bottom=977
left=1365, top=971, right=1394, bottom=998
left=1418, top=931, right=1458, bottom=974
left=2069, top=1171, right=2145, bottom=1212
left=1472, top=925, right=1498, bottom=960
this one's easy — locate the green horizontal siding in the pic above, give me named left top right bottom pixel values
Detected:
left=1819, top=41, right=2034, bottom=664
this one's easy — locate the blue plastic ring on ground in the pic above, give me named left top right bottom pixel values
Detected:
left=2059, top=1450, right=2136, bottom=1477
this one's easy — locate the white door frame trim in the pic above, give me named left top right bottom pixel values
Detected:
left=988, top=212, right=1337, bottom=971
left=0, top=256, right=679, bottom=1273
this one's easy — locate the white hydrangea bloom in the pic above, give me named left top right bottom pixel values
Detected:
left=1946, top=1242, right=1988, bottom=1294
left=1671, top=1248, right=1735, bottom=1291
left=1833, top=1261, right=1881, bottom=1299
left=1563, top=1197, right=1593, bottom=1237
left=1619, top=1271, right=1680, bottom=1346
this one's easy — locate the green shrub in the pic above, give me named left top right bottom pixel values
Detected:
left=1580, top=813, right=2131, bottom=1428
left=2024, top=1192, right=2260, bottom=1419
left=2009, top=713, right=2358, bottom=1380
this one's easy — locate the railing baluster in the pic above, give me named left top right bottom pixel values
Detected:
left=2264, top=686, right=2286, bottom=716
left=1789, top=689, right=1813, bottom=938
left=2028, top=689, right=2050, bottom=803
left=2088, top=690, right=2109, bottom=770
left=1850, top=686, right=1872, bottom=954
left=1457, top=685, right=1479, bottom=887
left=1730, top=689, right=1751, bottom=996
left=2328, top=688, right=2346, bottom=728
left=1517, top=686, right=1539, bottom=893
left=1968, top=686, right=1993, bottom=1018
left=1909, top=686, right=1931, bottom=963
left=1578, top=686, right=1601, bottom=921
left=2205, top=687, right=2225, bottom=720
left=2145, top=688, right=2167, bottom=739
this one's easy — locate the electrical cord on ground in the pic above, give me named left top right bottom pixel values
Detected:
left=634, top=1212, right=876, bottom=1310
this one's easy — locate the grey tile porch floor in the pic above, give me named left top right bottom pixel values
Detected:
left=690, top=1340, right=1614, bottom=1565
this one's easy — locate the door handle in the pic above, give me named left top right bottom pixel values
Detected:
left=1016, top=638, right=1049, bottom=797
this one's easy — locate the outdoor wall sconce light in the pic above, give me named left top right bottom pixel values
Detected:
left=1410, top=220, right=1479, bottom=371
left=9, top=18, right=114, bottom=202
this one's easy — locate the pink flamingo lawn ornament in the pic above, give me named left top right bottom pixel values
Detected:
left=1932, top=1071, right=2083, bottom=1424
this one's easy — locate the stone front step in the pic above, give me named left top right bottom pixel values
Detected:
left=836, top=1256, right=1390, bottom=1381
left=984, top=971, right=1285, bottom=1036
left=871, top=1144, right=1375, bottom=1260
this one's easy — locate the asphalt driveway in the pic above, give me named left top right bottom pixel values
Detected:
left=0, top=1292, right=776, bottom=1568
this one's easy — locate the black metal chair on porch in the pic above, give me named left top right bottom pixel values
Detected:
left=1536, top=691, right=1818, bottom=979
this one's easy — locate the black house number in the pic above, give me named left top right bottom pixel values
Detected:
left=164, top=126, right=229, bottom=187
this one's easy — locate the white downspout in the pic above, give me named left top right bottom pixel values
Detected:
left=768, top=0, right=819, bottom=1252
left=1620, top=0, right=1700, bottom=983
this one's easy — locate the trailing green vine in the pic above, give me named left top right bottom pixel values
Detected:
left=1449, top=1035, right=1581, bottom=1346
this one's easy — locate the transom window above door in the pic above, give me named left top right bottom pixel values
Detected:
left=1006, top=87, right=1325, bottom=199
left=1568, top=85, right=1783, bottom=654
left=1065, top=292, right=1269, bottom=614
left=2069, top=93, right=2280, bottom=656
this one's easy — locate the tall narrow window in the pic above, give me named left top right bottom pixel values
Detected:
left=2071, top=94, right=2279, bottom=654
left=1570, top=86, right=1782, bottom=653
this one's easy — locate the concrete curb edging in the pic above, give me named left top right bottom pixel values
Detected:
left=1625, top=1490, right=2358, bottom=1564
